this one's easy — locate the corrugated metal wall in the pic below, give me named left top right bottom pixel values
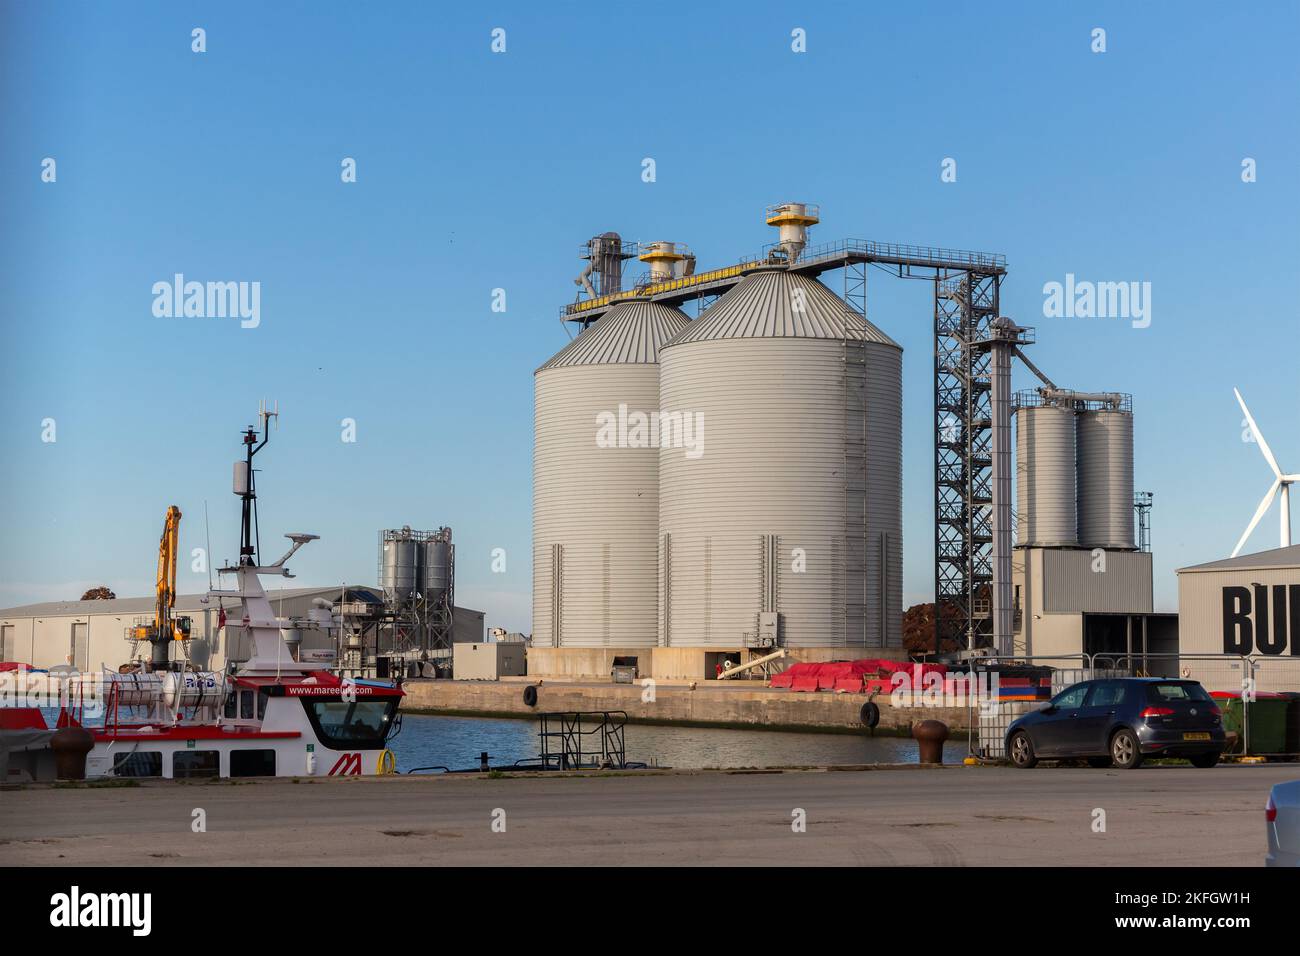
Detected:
left=1041, top=548, right=1153, bottom=613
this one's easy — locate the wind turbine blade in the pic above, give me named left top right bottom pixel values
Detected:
left=1235, top=388, right=1282, bottom=478
left=1232, top=477, right=1281, bottom=557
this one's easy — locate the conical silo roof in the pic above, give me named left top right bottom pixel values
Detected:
left=663, top=269, right=899, bottom=348
left=537, top=300, right=690, bottom=371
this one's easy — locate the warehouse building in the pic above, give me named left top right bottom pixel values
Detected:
left=1176, top=544, right=1300, bottom=693
left=0, top=588, right=485, bottom=672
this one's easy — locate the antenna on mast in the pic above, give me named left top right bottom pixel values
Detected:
left=235, top=401, right=278, bottom=566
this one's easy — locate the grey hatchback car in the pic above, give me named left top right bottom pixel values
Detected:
left=1006, top=678, right=1226, bottom=769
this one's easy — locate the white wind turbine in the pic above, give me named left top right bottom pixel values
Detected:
left=1231, top=387, right=1300, bottom=557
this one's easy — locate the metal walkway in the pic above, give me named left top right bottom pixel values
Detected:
left=561, top=238, right=1007, bottom=325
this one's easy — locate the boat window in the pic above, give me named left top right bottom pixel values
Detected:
left=223, top=693, right=237, bottom=719
left=173, top=750, right=220, bottom=779
left=113, top=752, right=162, bottom=778
left=257, top=690, right=269, bottom=719
left=230, top=749, right=276, bottom=777
left=239, top=691, right=255, bottom=719
left=301, top=698, right=397, bottom=750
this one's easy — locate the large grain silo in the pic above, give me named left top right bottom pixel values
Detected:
left=1015, top=396, right=1078, bottom=547
left=657, top=268, right=903, bottom=650
left=1076, top=397, right=1135, bottom=550
left=533, top=299, right=691, bottom=648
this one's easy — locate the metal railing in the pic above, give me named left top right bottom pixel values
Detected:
left=561, top=236, right=1008, bottom=319
left=537, top=711, right=628, bottom=770
left=951, top=652, right=1300, bottom=760
left=792, top=237, right=1007, bottom=273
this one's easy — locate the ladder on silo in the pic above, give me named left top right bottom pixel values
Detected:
left=842, top=267, right=870, bottom=648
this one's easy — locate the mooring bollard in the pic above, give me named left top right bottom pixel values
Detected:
left=479, top=751, right=490, bottom=772
left=912, top=720, right=950, bottom=765
left=50, top=726, right=95, bottom=780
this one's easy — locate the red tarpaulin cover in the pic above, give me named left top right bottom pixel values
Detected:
left=773, top=659, right=947, bottom=693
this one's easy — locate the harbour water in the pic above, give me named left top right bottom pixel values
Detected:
left=391, top=714, right=931, bottom=772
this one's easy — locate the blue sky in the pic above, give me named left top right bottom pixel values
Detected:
left=1, top=1, right=1296, bottom=629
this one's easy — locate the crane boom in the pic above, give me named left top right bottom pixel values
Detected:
left=131, top=505, right=191, bottom=670
left=156, top=505, right=181, bottom=636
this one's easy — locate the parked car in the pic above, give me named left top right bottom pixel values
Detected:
left=1006, top=678, right=1226, bottom=770
left=1266, top=780, right=1300, bottom=866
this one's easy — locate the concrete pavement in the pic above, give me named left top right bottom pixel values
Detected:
left=0, top=763, right=1291, bottom=866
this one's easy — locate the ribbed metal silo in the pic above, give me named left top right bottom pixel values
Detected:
left=1076, top=406, right=1135, bottom=549
left=422, top=531, right=453, bottom=604
left=657, top=268, right=903, bottom=649
left=533, top=299, right=691, bottom=647
left=1015, top=402, right=1078, bottom=547
left=379, top=529, right=420, bottom=605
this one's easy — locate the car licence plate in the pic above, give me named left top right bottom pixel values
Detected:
left=1183, top=732, right=1211, bottom=741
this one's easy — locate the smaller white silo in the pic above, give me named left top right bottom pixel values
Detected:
left=1015, top=397, right=1078, bottom=547
left=1076, top=400, right=1135, bottom=550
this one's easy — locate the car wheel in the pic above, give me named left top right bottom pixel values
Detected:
left=1086, top=756, right=1112, bottom=769
left=1110, top=728, right=1143, bottom=769
left=1189, top=752, right=1219, bottom=769
left=1009, top=731, right=1037, bottom=769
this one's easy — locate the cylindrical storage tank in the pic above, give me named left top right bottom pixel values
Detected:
left=1076, top=406, right=1135, bottom=549
left=1015, top=404, right=1078, bottom=547
left=657, top=269, right=903, bottom=649
left=533, top=300, right=691, bottom=647
left=422, top=535, right=452, bottom=604
left=379, top=532, right=420, bottom=605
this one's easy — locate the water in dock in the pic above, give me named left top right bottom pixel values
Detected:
left=393, top=714, right=933, bottom=772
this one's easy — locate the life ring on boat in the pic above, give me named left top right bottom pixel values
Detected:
left=860, top=702, right=881, bottom=729
left=377, top=749, right=397, bottom=775
left=522, top=685, right=539, bottom=707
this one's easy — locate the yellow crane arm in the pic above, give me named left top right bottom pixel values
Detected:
left=155, top=506, right=182, bottom=636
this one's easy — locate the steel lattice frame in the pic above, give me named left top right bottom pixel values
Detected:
left=934, top=271, right=1000, bottom=652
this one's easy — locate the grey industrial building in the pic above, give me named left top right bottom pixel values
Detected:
left=1008, top=385, right=1177, bottom=663
left=0, top=588, right=484, bottom=672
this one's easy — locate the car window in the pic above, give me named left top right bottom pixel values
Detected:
left=1086, top=682, right=1128, bottom=707
left=1051, top=684, right=1089, bottom=709
left=1146, top=682, right=1211, bottom=703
